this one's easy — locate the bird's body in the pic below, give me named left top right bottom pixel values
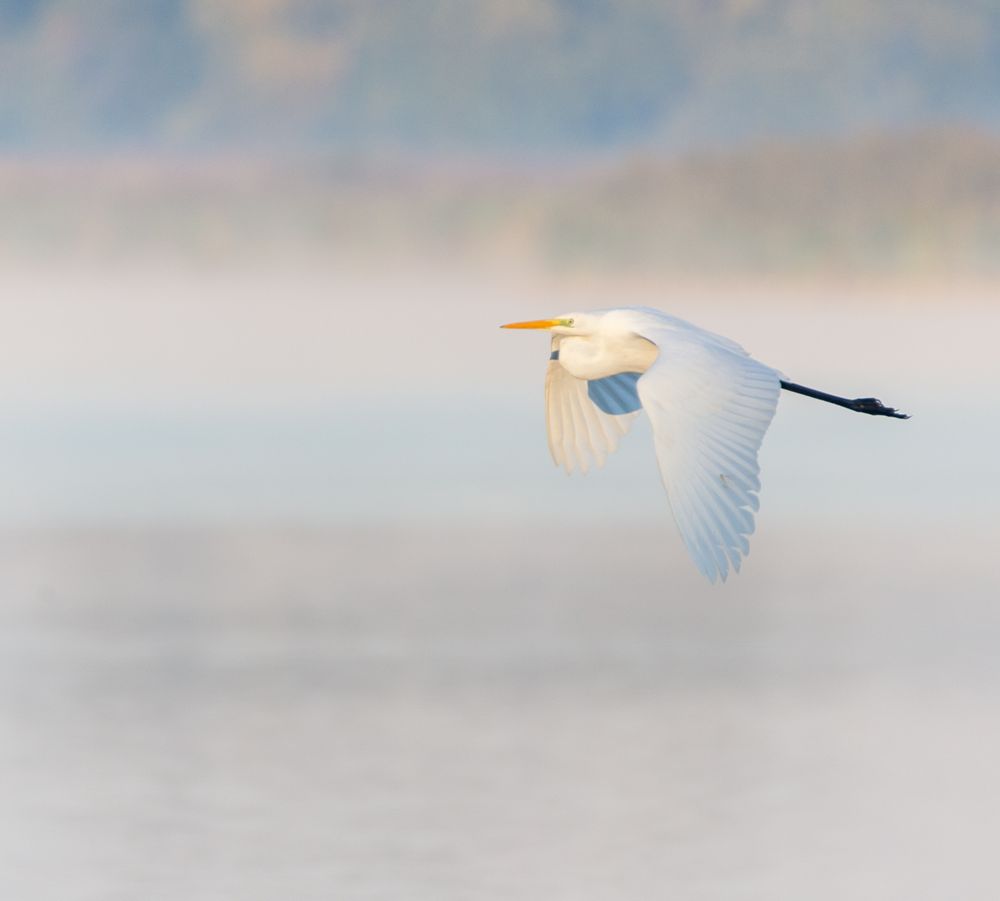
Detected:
left=503, top=307, right=907, bottom=583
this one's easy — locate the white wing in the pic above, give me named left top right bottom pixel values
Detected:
left=545, top=337, right=641, bottom=473
left=634, top=321, right=781, bottom=583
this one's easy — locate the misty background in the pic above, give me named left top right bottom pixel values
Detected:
left=3, top=0, right=1000, bottom=153
left=1, top=3, right=999, bottom=900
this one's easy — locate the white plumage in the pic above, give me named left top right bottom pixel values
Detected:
left=505, top=306, right=908, bottom=581
left=505, top=307, right=783, bottom=583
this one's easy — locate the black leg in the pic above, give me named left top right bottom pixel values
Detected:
left=780, top=380, right=910, bottom=419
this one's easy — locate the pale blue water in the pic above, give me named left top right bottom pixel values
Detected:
left=0, top=524, right=997, bottom=900
left=1, top=270, right=996, bottom=896
left=0, top=383, right=993, bottom=527
left=1, top=269, right=995, bottom=530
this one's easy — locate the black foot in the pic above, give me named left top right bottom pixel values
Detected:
left=849, top=397, right=910, bottom=419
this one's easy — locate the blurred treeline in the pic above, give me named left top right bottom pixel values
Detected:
left=1, top=0, right=998, bottom=153
left=2, top=130, right=998, bottom=278
left=3, top=1, right=999, bottom=280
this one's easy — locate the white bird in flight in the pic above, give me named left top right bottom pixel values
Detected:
left=502, top=307, right=908, bottom=583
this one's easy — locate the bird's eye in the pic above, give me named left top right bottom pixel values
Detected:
left=566, top=318, right=575, bottom=327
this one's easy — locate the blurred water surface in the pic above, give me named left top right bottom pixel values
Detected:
left=0, top=522, right=997, bottom=900
left=1, top=267, right=996, bottom=526
left=0, top=266, right=996, bottom=898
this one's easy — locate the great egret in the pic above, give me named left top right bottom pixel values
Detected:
left=502, top=307, right=908, bottom=582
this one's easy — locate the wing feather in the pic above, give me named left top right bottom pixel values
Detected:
left=545, top=337, right=640, bottom=474
left=634, top=326, right=781, bottom=583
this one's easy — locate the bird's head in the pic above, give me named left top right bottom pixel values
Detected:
left=500, top=312, right=596, bottom=336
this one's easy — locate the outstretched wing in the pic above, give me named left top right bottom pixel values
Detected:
left=634, top=324, right=781, bottom=583
left=545, top=338, right=641, bottom=473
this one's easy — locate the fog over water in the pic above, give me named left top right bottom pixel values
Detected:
left=0, top=267, right=997, bottom=898
left=1, top=268, right=995, bottom=527
left=3, top=1, right=998, bottom=895
left=1, top=521, right=998, bottom=900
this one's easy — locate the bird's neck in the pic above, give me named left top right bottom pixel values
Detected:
left=558, top=332, right=658, bottom=381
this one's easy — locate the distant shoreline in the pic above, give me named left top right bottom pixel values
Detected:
left=1, top=129, right=998, bottom=281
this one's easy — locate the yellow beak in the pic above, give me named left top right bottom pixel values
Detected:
left=500, top=318, right=562, bottom=329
